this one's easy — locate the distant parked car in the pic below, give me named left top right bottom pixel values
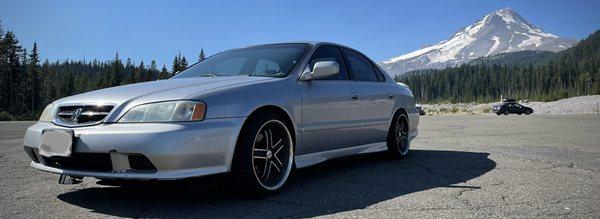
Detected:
left=492, top=102, right=533, bottom=115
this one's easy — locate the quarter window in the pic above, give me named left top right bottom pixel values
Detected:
left=343, top=49, right=378, bottom=82
left=373, top=64, right=386, bottom=82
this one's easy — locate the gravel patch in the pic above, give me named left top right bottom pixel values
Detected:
left=421, top=95, right=600, bottom=115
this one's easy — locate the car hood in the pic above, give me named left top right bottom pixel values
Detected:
left=54, top=76, right=274, bottom=107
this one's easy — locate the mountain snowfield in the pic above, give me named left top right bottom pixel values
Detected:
left=379, top=8, right=577, bottom=76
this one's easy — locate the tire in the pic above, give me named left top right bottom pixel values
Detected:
left=230, top=112, right=294, bottom=196
left=503, top=111, right=509, bottom=115
left=496, top=112, right=501, bottom=115
left=525, top=110, right=532, bottom=115
left=387, top=112, right=410, bottom=159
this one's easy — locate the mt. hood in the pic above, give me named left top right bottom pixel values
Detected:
left=379, top=8, right=577, bottom=76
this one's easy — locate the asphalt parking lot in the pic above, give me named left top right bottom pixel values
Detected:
left=1, top=115, right=599, bottom=218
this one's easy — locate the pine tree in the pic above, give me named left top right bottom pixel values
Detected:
left=148, top=60, right=158, bottom=81
left=134, top=61, right=145, bottom=82
left=122, top=58, right=134, bottom=85
left=40, top=59, right=55, bottom=107
left=2, top=31, right=23, bottom=113
left=108, top=53, right=123, bottom=87
left=181, top=55, right=188, bottom=70
left=0, top=23, right=7, bottom=112
left=172, top=53, right=181, bottom=74
left=199, top=49, right=206, bottom=62
left=14, top=48, right=28, bottom=113
left=158, top=64, right=170, bottom=79
left=26, top=42, right=41, bottom=111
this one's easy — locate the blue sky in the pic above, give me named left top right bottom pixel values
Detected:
left=1, top=0, right=599, bottom=69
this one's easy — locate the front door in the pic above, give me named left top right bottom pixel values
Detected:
left=297, top=45, right=362, bottom=154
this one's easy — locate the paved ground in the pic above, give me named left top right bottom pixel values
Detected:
left=1, top=115, right=599, bottom=218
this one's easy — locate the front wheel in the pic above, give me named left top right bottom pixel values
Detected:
left=231, top=113, right=294, bottom=195
left=503, top=111, right=509, bottom=115
left=525, top=110, right=532, bottom=115
left=387, top=113, right=410, bottom=159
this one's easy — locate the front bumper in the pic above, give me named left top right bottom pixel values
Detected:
left=23, top=118, right=245, bottom=180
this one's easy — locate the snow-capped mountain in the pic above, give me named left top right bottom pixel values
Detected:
left=379, top=8, right=577, bottom=76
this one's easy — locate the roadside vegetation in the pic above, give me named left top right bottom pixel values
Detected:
left=0, top=21, right=207, bottom=120
left=397, top=29, right=600, bottom=103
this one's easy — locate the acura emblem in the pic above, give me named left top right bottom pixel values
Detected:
left=71, top=108, right=83, bottom=122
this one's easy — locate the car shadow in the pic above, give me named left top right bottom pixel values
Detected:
left=57, top=149, right=496, bottom=218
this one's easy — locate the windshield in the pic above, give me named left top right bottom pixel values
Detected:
left=172, top=44, right=309, bottom=79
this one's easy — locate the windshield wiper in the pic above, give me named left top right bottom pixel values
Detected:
left=200, top=73, right=223, bottom=77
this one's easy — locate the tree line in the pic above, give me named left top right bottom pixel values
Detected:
left=0, top=23, right=207, bottom=120
left=396, top=29, right=600, bottom=103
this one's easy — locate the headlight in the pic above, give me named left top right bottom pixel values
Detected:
left=119, top=101, right=206, bottom=122
left=39, top=103, right=55, bottom=122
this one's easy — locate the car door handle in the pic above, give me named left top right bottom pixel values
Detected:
left=351, top=94, right=359, bottom=100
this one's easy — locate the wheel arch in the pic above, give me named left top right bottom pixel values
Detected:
left=391, top=107, right=409, bottom=125
left=237, top=105, right=297, bottom=152
left=388, top=107, right=409, bottom=137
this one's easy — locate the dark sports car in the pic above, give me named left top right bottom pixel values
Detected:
left=492, top=102, right=533, bottom=115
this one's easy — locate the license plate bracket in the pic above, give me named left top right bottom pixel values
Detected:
left=39, top=129, right=74, bottom=157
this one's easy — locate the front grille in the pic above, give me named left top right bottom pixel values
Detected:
left=42, top=153, right=113, bottom=171
left=55, top=104, right=114, bottom=126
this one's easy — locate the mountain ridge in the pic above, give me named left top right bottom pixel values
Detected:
left=379, top=8, right=577, bottom=76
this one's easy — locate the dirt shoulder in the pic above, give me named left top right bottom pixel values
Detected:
left=421, top=95, right=600, bottom=115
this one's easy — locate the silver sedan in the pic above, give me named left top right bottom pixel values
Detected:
left=23, top=42, right=419, bottom=195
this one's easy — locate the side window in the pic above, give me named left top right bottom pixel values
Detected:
left=308, top=46, right=349, bottom=80
left=343, top=49, right=377, bottom=82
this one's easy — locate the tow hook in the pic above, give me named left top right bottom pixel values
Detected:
left=58, top=174, right=83, bottom=185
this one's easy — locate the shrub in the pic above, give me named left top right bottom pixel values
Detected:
left=0, top=111, right=16, bottom=121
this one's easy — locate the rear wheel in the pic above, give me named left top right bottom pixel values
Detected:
left=387, top=112, right=410, bottom=159
left=231, top=113, right=294, bottom=195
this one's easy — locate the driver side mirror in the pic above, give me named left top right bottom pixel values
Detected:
left=300, top=61, right=339, bottom=80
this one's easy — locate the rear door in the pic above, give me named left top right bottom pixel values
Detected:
left=514, top=103, right=526, bottom=113
left=342, top=48, right=395, bottom=145
left=507, top=103, right=517, bottom=113
left=297, top=45, right=363, bottom=154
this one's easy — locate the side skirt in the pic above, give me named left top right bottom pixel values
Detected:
left=294, top=142, right=388, bottom=169
left=294, top=129, right=418, bottom=169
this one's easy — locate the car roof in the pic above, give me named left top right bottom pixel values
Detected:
left=240, top=41, right=353, bottom=50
